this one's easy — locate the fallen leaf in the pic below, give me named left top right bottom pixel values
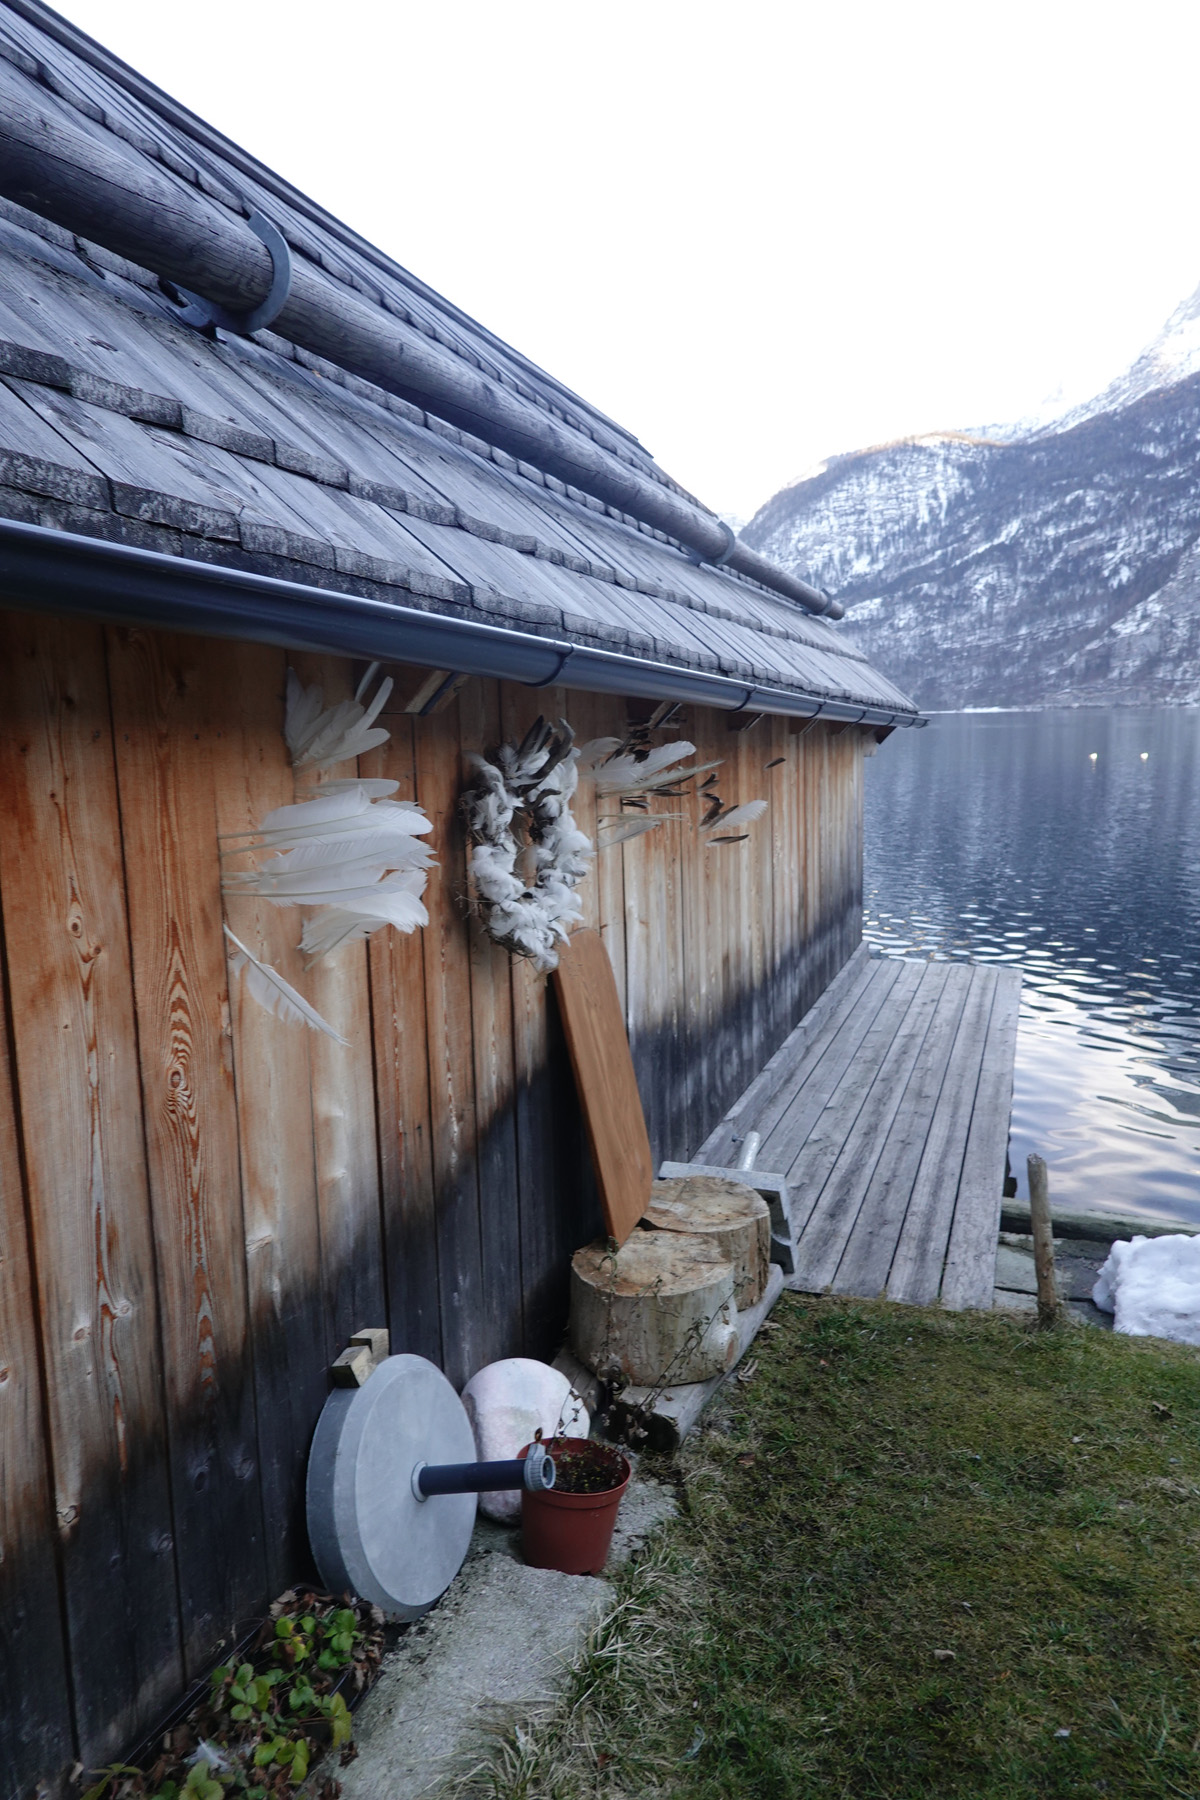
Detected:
left=737, top=1454, right=757, bottom=1467
left=736, top=1359, right=759, bottom=1384
left=932, top=1649, right=956, bottom=1662
left=1151, top=1401, right=1173, bottom=1418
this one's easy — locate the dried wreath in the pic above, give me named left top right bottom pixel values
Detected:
left=462, top=717, right=593, bottom=972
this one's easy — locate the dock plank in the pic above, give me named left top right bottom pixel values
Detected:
left=887, top=968, right=999, bottom=1305
left=697, top=955, right=1020, bottom=1312
left=761, top=957, right=921, bottom=1197
left=832, top=963, right=975, bottom=1298
left=791, top=964, right=946, bottom=1292
left=696, top=941, right=872, bottom=1164
left=941, top=967, right=1023, bottom=1310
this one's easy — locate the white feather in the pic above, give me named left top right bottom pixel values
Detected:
left=595, top=816, right=666, bottom=848
left=312, top=777, right=400, bottom=799
left=703, top=799, right=769, bottom=831
left=223, top=926, right=348, bottom=1043
left=590, top=742, right=697, bottom=796
left=285, top=668, right=395, bottom=771
left=299, top=883, right=429, bottom=960
left=240, top=831, right=435, bottom=878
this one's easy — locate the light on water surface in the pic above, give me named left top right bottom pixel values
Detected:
left=864, top=708, right=1200, bottom=1225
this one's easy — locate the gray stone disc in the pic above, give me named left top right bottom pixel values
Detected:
left=306, top=1354, right=477, bottom=1620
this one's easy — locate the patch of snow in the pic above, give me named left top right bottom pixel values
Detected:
left=1092, top=1235, right=1200, bottom=1344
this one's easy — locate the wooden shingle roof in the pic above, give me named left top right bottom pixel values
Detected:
left=0, top=0, right=919, bottom=724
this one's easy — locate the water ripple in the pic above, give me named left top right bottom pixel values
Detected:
left=864, top=707, right=1200, bottom=1226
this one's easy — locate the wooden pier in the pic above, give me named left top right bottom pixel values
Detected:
left=696, top=947, right=1022, bottom=1309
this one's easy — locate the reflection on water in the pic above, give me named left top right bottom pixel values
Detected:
left=863, top=707, right=1200, bottom=1225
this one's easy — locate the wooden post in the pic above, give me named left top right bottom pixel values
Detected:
left=1027, top=1154, right=1060, bottom=1327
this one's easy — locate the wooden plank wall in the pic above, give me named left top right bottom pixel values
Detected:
left=0, top=613, right=866, bottom=1798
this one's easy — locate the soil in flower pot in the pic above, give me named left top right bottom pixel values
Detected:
left=521, top=1436, right=631, bottom=1575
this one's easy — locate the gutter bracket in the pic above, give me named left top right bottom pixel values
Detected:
left=172, top=209, right=293, bottom=337
left=526, top=643, right=577, bottom=689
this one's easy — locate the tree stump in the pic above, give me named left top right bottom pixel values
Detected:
left=569, top=1228, right=738, bottom=1387
left=643, top=1176, right=770, bottom=1307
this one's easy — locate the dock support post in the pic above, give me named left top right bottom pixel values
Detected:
left=1027, top=1154, right=1061, bottom=1328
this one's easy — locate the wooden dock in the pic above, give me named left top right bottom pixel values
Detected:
left=694, top=947, right=1022, bottom=1309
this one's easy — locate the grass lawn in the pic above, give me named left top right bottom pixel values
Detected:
left=468, top=1296, right=1200, bottom=1799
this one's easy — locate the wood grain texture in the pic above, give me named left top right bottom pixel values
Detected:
left=289, top=655, right=385, bottom=1359
left=0, top=612, right=182, bottom=1762
left=698, top=956, right=1020, bottom=1312
left=0, top=923, right=74, bottom=1800
left=758, top=956, right=912, bottom=1186
left=832, top=963, right=973, bottom=1298
left=106, top=625, right=266, bottom=1678
left=887, top=967, right=999, bottom=1305
left=413, top=697, right=486, bottom=1390
left=458, top=678, right=523, bottom=1366
left=696, top=944, right=873, bottom=1167
left=501, top=683, right=579, bottom=1358
left=208, top=641, right=326, bottom=1595
left=790, top=963, right=942, bottom=1291
left=363, top=693, right=441, bottom=1367
left=553, top=927, right=653, bottom=1249
left=941, top=967, right=1023, bottom=1310
left=0, top=623, right=874, bottom=1793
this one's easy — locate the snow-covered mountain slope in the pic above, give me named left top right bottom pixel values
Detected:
left=744, top=290, right=1200, bottom=709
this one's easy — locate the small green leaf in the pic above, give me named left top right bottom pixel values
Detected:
left=230, top=1704, right=252, bottom=1722
left=275, top=1619, right=293, bottom=1640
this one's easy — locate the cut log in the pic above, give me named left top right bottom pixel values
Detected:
left=643, top=1176, right=770, bottom=1307
left=569, top=1228, right=738, bottom=1387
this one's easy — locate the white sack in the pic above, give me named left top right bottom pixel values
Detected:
left=461, top=1358, right=589, bottom=1523
left=1092, top=1233, right=1200, bottom=1345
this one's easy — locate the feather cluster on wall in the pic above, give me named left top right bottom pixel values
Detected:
left=284, top=662, right=394, bottom=770
left=580, top=735, right=767, bottom=850
left=221, top=667, right=433, bottom=1041
left=222, top=784, right=434, bottom=959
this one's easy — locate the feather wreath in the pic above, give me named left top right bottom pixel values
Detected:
left=462, top=717, right=593, bottom=972
left=219, top=668, right=433, bottom=1040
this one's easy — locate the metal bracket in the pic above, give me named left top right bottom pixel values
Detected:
left=685, top=519, right=738, bottom=570
left=527, top=643, right=576, bottom=688
left=172, top=210, right=293, bottom=337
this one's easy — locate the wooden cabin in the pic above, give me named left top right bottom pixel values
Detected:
left=0, top=5, right=919, bottom=1794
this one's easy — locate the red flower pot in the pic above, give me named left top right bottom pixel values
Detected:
left=520, top=1438, right=631, bottom=1576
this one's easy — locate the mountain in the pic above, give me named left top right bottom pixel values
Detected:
left=743, top=288, right=1200, bottom=709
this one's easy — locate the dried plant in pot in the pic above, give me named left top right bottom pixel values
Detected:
left=519, top=1437, right=631, bottom=1576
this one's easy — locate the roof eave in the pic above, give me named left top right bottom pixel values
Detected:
left=0, top=519, right=924, bottom=727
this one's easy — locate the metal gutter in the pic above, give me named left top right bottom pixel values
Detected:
left=0, top=519, right=924, bottom=728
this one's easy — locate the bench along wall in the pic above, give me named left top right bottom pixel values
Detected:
left=0, top=609, right=865, bottom=1797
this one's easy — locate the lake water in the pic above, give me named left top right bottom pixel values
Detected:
left=863, top=707, right=1200, bottom=1227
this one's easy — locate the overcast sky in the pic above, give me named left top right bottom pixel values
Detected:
left=54, top=0, right=1200, bottom=519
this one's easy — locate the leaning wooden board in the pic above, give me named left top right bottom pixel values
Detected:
left=552, top=927, right=653, bottom=1248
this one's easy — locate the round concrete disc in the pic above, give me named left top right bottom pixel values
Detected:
left=306, top=1354, right=477, bottom=1620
